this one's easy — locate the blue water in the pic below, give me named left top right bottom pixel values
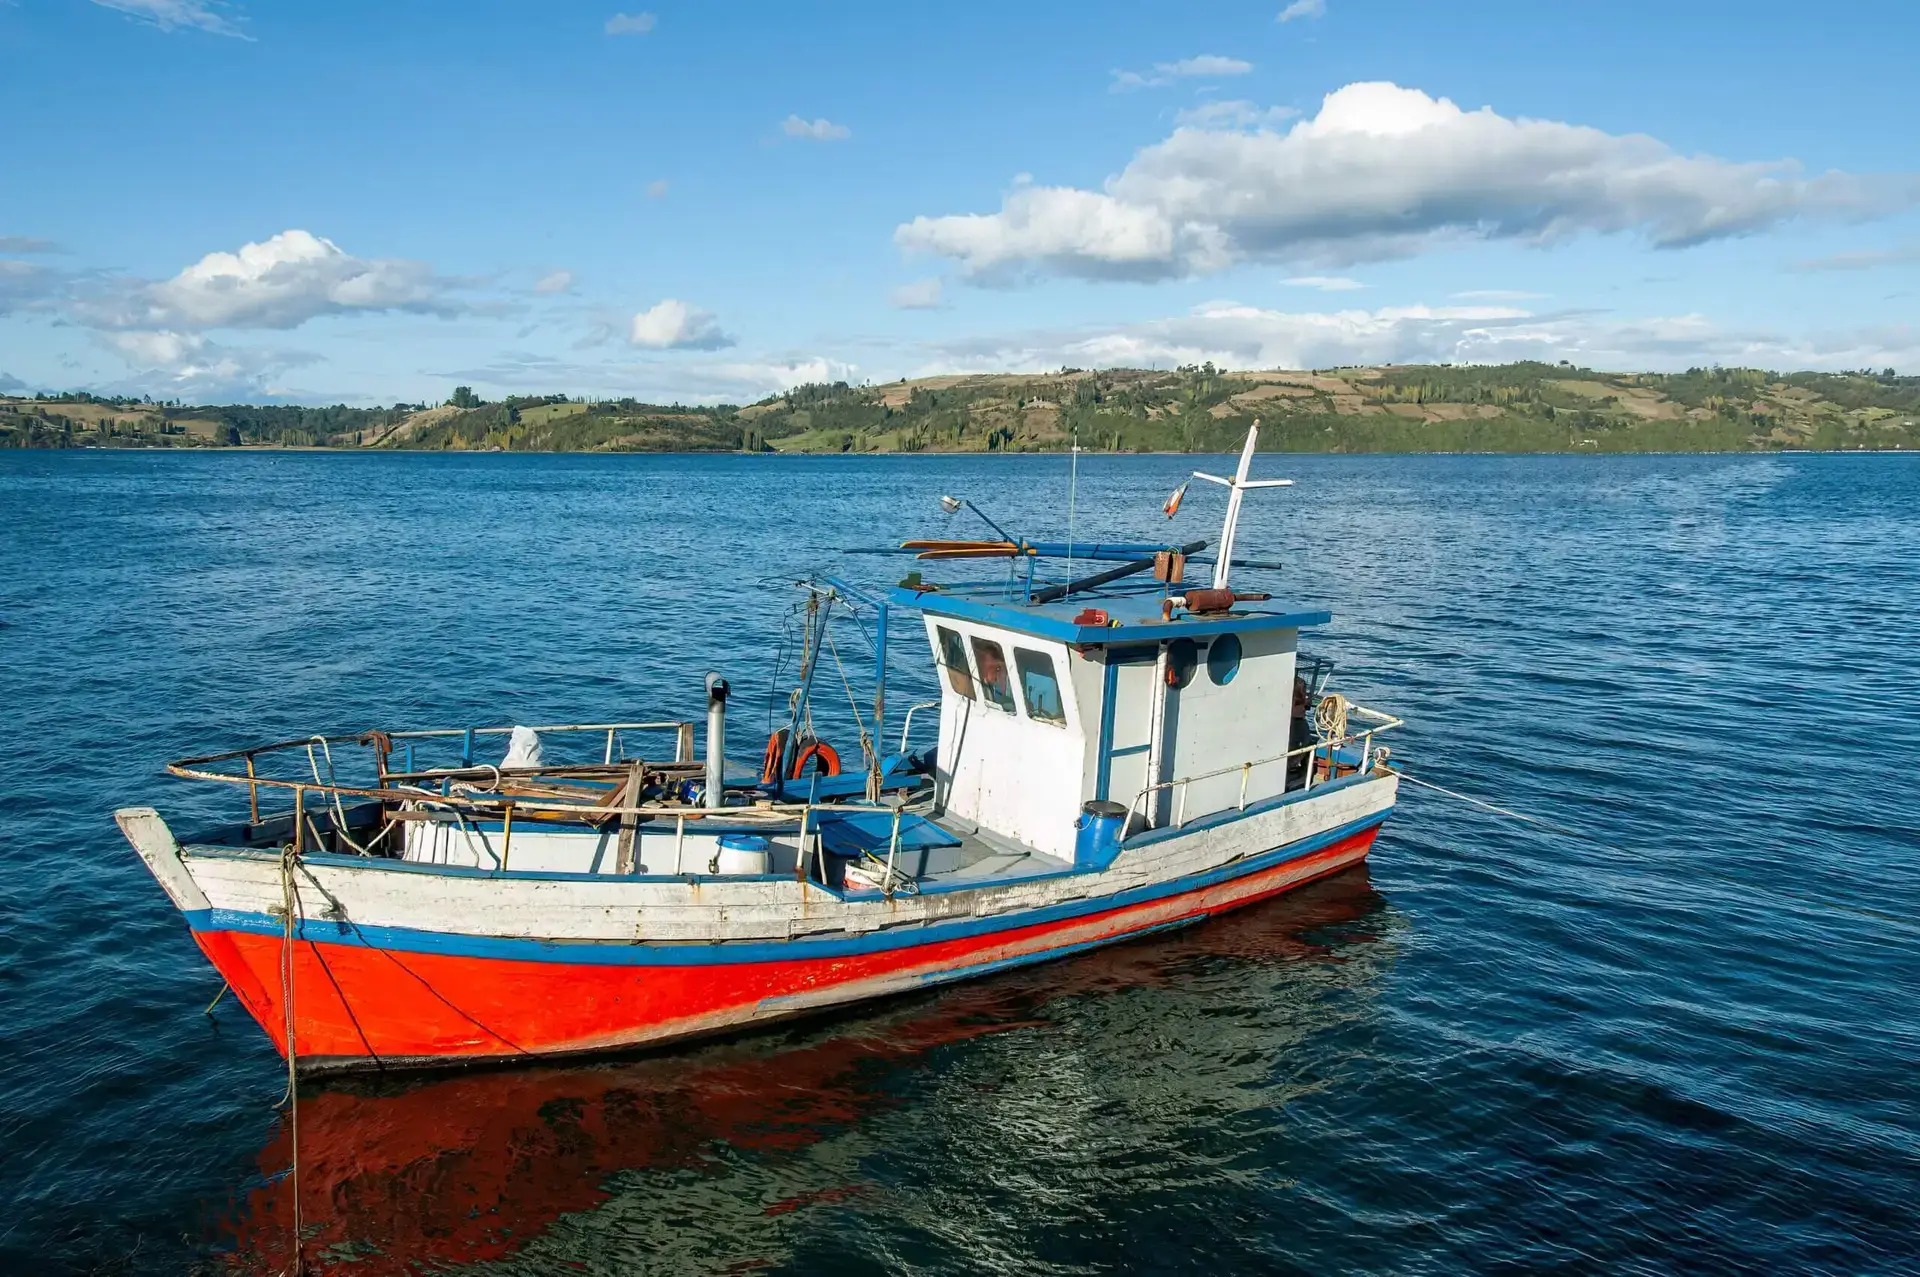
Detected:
left=1, top=450, right=1916, bottom=1275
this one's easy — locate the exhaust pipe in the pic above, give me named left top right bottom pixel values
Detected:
left=705, top=673, right=729, bottom=809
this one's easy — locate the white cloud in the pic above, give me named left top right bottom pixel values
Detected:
left=90, top=230, right=458, bottom=330
left=534, top=269, right=575, bottom=294
left=646, top=178, right=671, bottom=199
left=1277, top=0, right=1326, bottom=22
left=1111, top=54, right=1253, bottom=92
left=898, top=81, right=1919, bottom=282
left=604, top=11, right=656, bottom=35
left=1175, top=100, right=1298, bottom=129
left=0, top=236, right=60, bottom=254
left=1165, top=55, right=1252, bottom=77
left=782, top=115, right=851, bottom=142
left=1282, top=275, right=1364, bottom=291
left=696, top=357, right=859, bottom=398
left=910, top=300, right=1920, bottom=377
left=891, top=278, right=945, bottom=309
left=91, top=0, right=249, bottom=39
left=98, top=328, right=320, bottom=397
left=441, top=352, right=856, bottom=405
left=0, top=259, right=63, bottom=315
left=1789, top=244, right=1920, bottom=271
left=1452, top=289, right=1548, bottom=300
left=628, top=299, right=734, bottom=350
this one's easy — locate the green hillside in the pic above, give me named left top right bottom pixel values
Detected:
left=5, top=363, right=1917, bottom=453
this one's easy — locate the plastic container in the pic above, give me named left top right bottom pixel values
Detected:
left=715, top=833, right=771, bottom=876
left=1074, top=800, right=1129, bottom=871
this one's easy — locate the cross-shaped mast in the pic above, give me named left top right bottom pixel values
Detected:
left=1190, top=421, right=1293, bottom=590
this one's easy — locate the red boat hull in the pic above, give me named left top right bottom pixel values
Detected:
left=194, top=824, right=1380, bottom=1070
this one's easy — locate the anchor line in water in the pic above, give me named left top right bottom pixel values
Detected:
left=1391, top=770, right=1920, bottom=933
left=292, top=864, right=388, bottom=1071
left=357, top=927, right=534, bottom=1057
left=278, top=843, right=304, bottom=1277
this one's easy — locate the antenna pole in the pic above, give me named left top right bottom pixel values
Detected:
left=1067, top=429, right=1079, bottom=583
left=1213, top=423, right=1258, bottom=589
left=1187, top=420, right=1291, bottom=592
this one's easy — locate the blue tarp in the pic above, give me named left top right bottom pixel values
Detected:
left=812, top=809, right=960, bottom=859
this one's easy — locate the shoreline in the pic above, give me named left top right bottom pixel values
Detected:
left=9, top=443, right=1914, bottom=459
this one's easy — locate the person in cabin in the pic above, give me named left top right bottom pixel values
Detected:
left=1287, top=675, right=1315, bottom=791
left=973, top=641, right=1015, bottom=710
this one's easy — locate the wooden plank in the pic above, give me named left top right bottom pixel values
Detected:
left=613, top=762, right=645, bottom=874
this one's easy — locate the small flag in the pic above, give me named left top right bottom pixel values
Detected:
left=1163, top=479, right=1189, bottom=519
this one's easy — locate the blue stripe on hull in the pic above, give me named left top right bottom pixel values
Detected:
left=184, top=811, right=1388, bottom=967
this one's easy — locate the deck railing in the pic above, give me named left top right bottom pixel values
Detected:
left=1121, top=703, right=1403, bottom=833
left=897, top=701, right=942, bottom=754
left=164, top=720, right=883, bottom=883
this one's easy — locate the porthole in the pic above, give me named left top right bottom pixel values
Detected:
left=1207, top=633, right=1242, bottom=685
left=1167, top=638, right=1199, bottom=689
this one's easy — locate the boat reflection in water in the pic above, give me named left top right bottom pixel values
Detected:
left=223, top=866, right=1397, bottom=1274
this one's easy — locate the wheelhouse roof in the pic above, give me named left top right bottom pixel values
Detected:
left=891, top=585, right=1331, bottom=645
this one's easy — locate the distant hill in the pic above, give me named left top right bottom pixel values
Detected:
left=6, top=363, right=1918, bottom=453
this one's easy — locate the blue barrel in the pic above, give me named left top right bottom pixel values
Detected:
left=1074, top=801, right=1129, bottom=871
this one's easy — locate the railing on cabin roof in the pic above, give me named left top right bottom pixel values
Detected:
left=1121, top=704, right=1403, bottom=834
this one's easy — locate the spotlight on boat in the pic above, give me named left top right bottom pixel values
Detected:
left=939, top=495, right=963, bottom=514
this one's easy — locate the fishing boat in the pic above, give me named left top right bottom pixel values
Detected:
left=115, top=425, right=1402, bottom=1073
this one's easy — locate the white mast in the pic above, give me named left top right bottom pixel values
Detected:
left=1189, top=420, right=1292, bottom=590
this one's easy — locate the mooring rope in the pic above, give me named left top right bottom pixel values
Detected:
left=1391, top=769, right=1920, bottom=933
left=823, top=622, right=878, bottom=772
left=277, top=842, right=305, bottom=1276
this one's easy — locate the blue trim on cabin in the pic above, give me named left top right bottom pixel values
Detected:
left=182, top=810, right=1387, bottom=965
left=892, top=589, right=1331, bottom=645
left=1094, top=645, right=1157, bottom=803
left=1095, top=656, right=1120, bottom=801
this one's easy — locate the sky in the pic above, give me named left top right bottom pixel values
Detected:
left=2, top=0, right=1917, bottom=405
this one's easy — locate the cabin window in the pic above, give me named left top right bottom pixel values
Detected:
left=969, top=637, right=1017, bottom=713
left=936, top=626, right=975, bottom=699
left=1014, top=648, right=1067, bottom=725
left=1207, top=633, right=1242, bottom=685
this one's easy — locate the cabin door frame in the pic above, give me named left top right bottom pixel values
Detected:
left=1095, top=644, right=1167, bottom=827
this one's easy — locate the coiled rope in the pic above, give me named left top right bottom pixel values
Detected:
left=1313, top=692, right=1350, bottom=741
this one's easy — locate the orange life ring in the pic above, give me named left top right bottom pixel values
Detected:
left=789, top=738, right=842, bottom=780
left=761, top=728, right=791, bottom=784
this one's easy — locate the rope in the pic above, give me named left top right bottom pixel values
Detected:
left=1313, top=693, right=1349, bottom=741
left=1391, top=769, right=1920, bottom=933
left=305, top=736, right=370, bottom=856
left=1394, top=771, right=1587, bottom=839
left=823, top=623, right=877, bottom=772
left=289, top=861, right=389, bottom=1070
left=277, top=843, right=305, bottom=1276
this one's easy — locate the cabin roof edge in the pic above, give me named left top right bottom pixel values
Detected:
left=888, top=587, right=1331, bottom=643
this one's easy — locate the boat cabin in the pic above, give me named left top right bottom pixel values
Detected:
left=912, top=591, right=1330, bottom=859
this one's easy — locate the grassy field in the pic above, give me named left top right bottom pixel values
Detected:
left=6, top=362, right=1917, bottom=453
